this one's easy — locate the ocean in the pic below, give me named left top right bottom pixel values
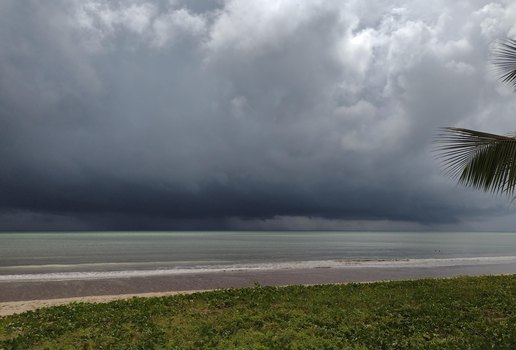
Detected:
left=1, top=231, right=516, bottom=281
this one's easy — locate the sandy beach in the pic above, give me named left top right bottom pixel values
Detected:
left=0, top=290, right=206, bottom=317
left=2, top=259, right=516, bottom=316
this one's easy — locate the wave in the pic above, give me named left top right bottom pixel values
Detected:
left=1, top=256, right=516, bottom=282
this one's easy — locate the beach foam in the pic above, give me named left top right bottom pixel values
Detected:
left=1, top=256, right=516, bottom=282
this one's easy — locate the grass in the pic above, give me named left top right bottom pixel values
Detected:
left=0, top=275, right=515, bottom=349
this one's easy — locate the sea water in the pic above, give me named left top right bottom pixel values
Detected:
left=0, top=231, right=515, bottom=280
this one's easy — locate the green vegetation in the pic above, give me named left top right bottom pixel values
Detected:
left=1, top=275, right=515, bottom=349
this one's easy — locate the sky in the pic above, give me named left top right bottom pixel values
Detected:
left=2, top=0, right=516, bottom=231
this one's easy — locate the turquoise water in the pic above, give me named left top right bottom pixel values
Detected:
left=0, top=231, right=516, bottom=276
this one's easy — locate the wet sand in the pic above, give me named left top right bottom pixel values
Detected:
left=1, top=261, right=516, bottom=316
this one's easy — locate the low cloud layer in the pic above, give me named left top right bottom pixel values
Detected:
left=2, top=0, right=516, bottom=230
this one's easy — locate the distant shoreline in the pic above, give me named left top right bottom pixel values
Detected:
left=1, top=259, right=516, bottom=316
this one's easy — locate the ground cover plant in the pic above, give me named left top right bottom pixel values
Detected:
left=0, top=275, right=515, bottom=349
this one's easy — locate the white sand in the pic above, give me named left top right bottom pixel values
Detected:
left=0, top=290, right=209, bottom=317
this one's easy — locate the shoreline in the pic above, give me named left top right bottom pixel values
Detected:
left=1, top=256, right=515, bottom=282
left=2, top=259, right=516, bottom=316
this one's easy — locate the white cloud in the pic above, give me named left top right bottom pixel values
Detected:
left=336, top=26, right=377, bottom=78
left=205, top=0, right=328, bottom=54
left=230, top=96, right=249, bottom=119
left=71, top=1, right=207, bottom=50
left=152, top=8, right=207, bottom=47
left=445, top=60, right=475, bottom=75
left=73, top=1, right=156, bottom=50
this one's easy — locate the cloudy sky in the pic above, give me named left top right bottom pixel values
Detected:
left=2, top=0, right=516, bottom=231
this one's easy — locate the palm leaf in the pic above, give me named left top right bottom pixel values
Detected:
left=434, top=38, right=516, bottom=195
left=492, top=38, right=516, bottom=89
left=434, top=127, right=516, bottom=195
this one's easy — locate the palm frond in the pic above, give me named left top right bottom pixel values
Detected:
left=492, top=38, right=516, bottom=89
left=434, top=127, right=516, bottom=195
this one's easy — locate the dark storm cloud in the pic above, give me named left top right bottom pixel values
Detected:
left=2, top=0, right=516, bottom=230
